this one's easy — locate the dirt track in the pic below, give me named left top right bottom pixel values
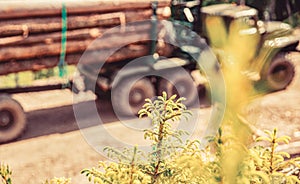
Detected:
left=247, top=52, right=300, bottom=154
left=0, top=53, right=300, bottom=183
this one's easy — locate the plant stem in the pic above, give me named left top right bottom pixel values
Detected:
left=129, top=147, right=137, bottom=184
left=270, top=137, right=276, bottom=174
left=152, top=111, right=165, bottom=184
left=1, top=176, right=9, bottom=184
left=153, top=126, right=164, bottom=183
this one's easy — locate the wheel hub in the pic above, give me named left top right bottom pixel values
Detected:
left=0, top=110, right=13, bottom=128
left=271, top=65, right=288, bottom=83
left=130, top=89, right=144, bottom=105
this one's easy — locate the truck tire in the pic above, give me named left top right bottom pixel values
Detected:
left=158, top=70, right=198, bottom=107
left=0, top=95, right=26, bottom=143
left=266, top=53, right=295, bottom=91
left=112, top=77, right=155, bottom=117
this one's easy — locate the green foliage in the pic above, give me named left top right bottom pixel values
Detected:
left=0, top=65, right=76, bottom=89
left=0, top=163, right=12, bottom=184
left=139, top=91, right=192, bottom=144
left=166, top=127, right=300, bottom=184
left=82, top=92, right=192, bottom=184
left=284, top=12, right=300, bottom=27
left=43, top=177, right=71, bottom=184
left=81, top=93, right=300, bottom=184
left=82, top=146, right=152, bottom=184
left=202, top=0, right=300, bottom=26
left=1, top=94, right=300, bottom=184
left=252, top=128, right=300, bottom=183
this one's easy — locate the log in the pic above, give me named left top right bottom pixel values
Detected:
left=0, top=28, right=104, bottom=46
left=0, top=22, right=151, bottom=46
left=0, top=0, right=170, bottom=19
left=0, top=44, right=150, bottom=75
left=0, top=9, right=164, bottom=37
left=0, top=0, right=173, bottom=75
left=0, top=30, right=151, bottom=61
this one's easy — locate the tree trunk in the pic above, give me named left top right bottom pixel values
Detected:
left=0, top=9, right=166, bottom=37
left=0, top=44, right=149, bottom=75
left=0, top=0, right=170, bottom=19
left=0, top=22, right=151, bottom=46
left=0, top=30, right=150, bottom=61
left=0, top=0, right=172, bottom=74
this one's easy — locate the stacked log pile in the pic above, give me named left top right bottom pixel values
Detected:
left=0, top=0, right=171, bottom=75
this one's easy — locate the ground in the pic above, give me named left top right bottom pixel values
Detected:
left=0, top=53, right=300, bottom=184
left=247, top=52, right=300, bottom=155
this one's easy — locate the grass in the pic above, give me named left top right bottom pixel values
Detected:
left=0, top=65, right=77, bottom=89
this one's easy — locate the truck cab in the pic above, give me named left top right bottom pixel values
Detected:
left=80, top=1, right=299, bottom=117
left=199, top=3, right=298, bottom=92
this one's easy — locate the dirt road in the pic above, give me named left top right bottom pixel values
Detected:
left=0, top=53, right=300, bottom=183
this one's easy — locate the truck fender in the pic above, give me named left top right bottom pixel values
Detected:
left=111, top=65, right=152, bottom=89
left=264, top=35, right=300, bottom=49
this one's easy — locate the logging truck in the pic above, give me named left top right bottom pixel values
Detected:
left=0, top=0, right=299, bottom=143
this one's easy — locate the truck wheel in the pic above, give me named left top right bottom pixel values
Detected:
left=0, top=95, right=26, bottom=143
left=158, top=70, right=198, bottom=107
left=266, top=53, right=295, bottom=91
left=112, top=77, right=155, bottom=117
